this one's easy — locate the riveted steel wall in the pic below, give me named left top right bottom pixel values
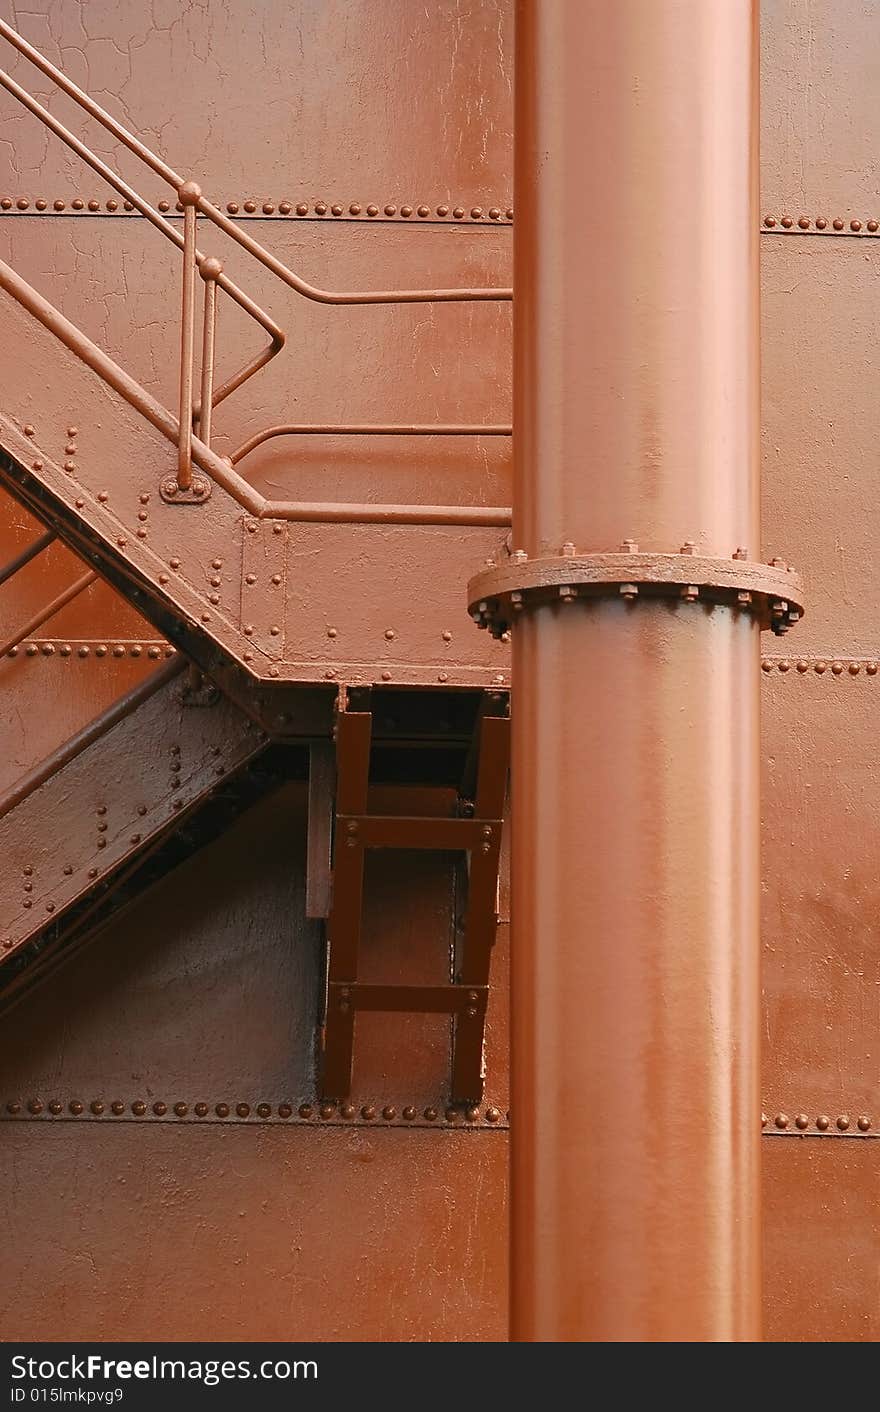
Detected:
left=0, top=0, right=877, bottom=1343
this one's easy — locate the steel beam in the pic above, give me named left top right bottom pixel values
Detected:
left=510, top=0, right=762, bottom=1341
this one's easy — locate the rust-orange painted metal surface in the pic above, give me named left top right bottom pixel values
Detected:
left=0, top=0, right=877, bottom=1344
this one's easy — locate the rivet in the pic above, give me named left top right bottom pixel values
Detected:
left=174, top=1102, right=188, bottom=1117
left=382, top=1105, right=396, bottom=1120
left=453, top=206, right=465, bottom=220
left=87, top=868, right=97, bottom=879
left=226, top=202, right=239, bottom=214
left=814, top=661, right=827, bottom=674
left=243, top=200, right=257, bottom=213
left=445, top=1107, right=458, bottom=1122
left=851, top=219, right=862, bottom=232
left=857, top=1115, right=871, bottom=1131
left=319, top=1103, right=335, bottom=1119
left=367, top=204, right=379, bottom=216
left=868, top=662, right=878, bottom=675
left=110, top=1101, right=125, bottom=1115
left=270, top=625, right=280, bottom=635
left=278, top=1103, right=293, bottom=1118
left=32, top=460, right=43, bottom=472
left=400, top=205, right=413, bottom=218
left=158, top=200, right=171, bottom=212
left=869, top=221, right=879, bottom=233
left=215, top=1102, right=230, bottom=1118
left=402, top=1105, right=416, bottom=1120
left=797, top=216, right=810, bottom=229
left=169, top=558, right=180, bottom=569
left=271, top=573, right=282, bottom=585
left=764, top=215, right=776, bottom=227
left=816, top=1114, right=830, bottom=1130
left=16, top=198, right=29, bottom=210
left=489, top=207, right=501, bottom=220
left=129, top=834, right=141, bottom=845
left=256, top=1103, right=272, bottom=1118
left=849, top=662, right=861, bottom=675
left=90, top=1100, right=105, bottom=1115
left=72, top=198, right=84, bottom=210
left=87, top=199, right=100, bottom=212
left=384, top=204, right=396, bottom=216
left=815, top=217, right=827, bottom=229
left=423, top=1106, right=438, bottom=1121
left=438, top=672, right=448, bottom=683
left=331, top=203, right=343, bottom=216
left=350, top=203, right=362, bottom=216
left=465, top=1106, right=480, bottom=1122
left=262, top=202, right=275, bottom=214
left=315, top=202, right=327, bottom=216
left=417, top=205, right=430, bottom=218
left=833, top=218, right=845, bottom=230
left=831, top=661, right=844, bottom=675
left=194, top=1102, right=209, bottom=1117
left=48, top=1101, right=62, bottom=1115
left=837, top=1114, right=850, bottom=1130
left=158, top=574, right=169, bottom=585
left=298, top=1103, right=314, bottom=1119
left=780, top=215, right=793, bottom=228
left=777, top=659, right=791, bottom=673
left=60, top=644, right=71, bottom=657
left=340, top=1102, right=356, bottom=1119
left=296, top=203, right=309, bottom=216
left=6, top=1101, right=21, bottom=1115
left=27, top=1099, right=43, bottom=1115
left=774, top=1112, right=789, bottom=1129
left=152, top=1101, right=167, bottom=1116
left=794, top=1113, right=809, bottom=1129
left=23, top=424, right=35, bottom=436
left=381, top=671, right=391, bottom=681
left=69, top=1101, right=84, bottom=1115
left=470, top=207, right=483, bottom=220
left=0, top=197, right=11, bottom=209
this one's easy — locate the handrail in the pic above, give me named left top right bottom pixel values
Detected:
left=230, top=422, right=512, bottom=466
left=0, top=568, right=97, bottom=659
left=0, top=255, right=512, bottom=528
left=0, top=20, right=513, bottom=307
left=0, top=529, right=55, bottom=586
left=0, top=657, right=184, bottom=822
left=0, top=19, right=511, bottom=513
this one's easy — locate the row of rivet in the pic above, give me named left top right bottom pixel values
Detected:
left=4, top=641, right=175, bottom=659
left=763, top=1111, right=873, bottom=1132
left=763, top=215, right=880, bottom=233
left=761, top=657, right=879, bottom=675
left=1, top=1098, right=508, bottom=1125
left=0, top=197, right=513, bottom=222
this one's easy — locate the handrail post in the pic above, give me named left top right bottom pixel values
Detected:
left=176, top=180, right=201, bottom=490
left=196, top=257, right=222, bottom=450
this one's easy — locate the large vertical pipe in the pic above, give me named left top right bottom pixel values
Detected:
left=511, top=1, right=762, bottom=1341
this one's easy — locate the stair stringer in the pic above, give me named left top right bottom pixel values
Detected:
left=0, top=662, right=267, bottom=966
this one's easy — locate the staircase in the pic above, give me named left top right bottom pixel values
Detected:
left=0, top=21, right=511, bottom=1098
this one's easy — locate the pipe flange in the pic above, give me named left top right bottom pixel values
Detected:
left=468, top=546, right=805, bottom=639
